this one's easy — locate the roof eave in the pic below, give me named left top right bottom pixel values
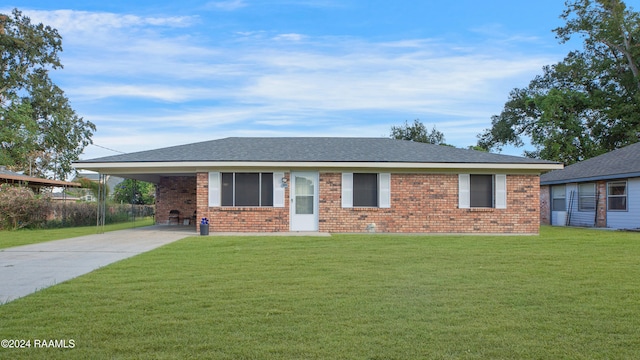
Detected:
left=74, top=160, right=563, bottom=172
left=541, top=171, right=640, bottom=185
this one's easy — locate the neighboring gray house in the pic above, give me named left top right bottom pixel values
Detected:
left=540, top=142, right=640, bottom=229
left=72, top=172, right=124, bottom=201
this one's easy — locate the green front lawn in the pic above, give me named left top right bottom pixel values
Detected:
left=1, top=226, right=639, bottom=359
left=0, top=218, right=155, bottom=249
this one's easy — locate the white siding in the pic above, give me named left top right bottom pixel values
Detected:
left=552, top=211, right=567, bottom=226
left=607, top=177, right=640, bottom=229
left=565, top=182, right=596, bottom=227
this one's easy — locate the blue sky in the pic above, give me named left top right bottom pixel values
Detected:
left=6, top=1, right=575, bottom=159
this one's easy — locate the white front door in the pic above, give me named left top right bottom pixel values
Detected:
left=290, top=172, right=319, bottom=231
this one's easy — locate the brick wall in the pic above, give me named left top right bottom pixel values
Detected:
left=540, top=185, right=551, bottom=225
left=156, top=176, right=197, bottom=225
left=320, top=173, right=539, bottom=234
left=167, top=172, right=541, bottom=234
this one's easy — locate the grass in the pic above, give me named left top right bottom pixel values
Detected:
left=0, top=217, right=155, bottom=249
left=1, top=226, right=639, bottom=359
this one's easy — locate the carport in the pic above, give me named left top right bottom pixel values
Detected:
left=73, top=160, right=200, bottom=230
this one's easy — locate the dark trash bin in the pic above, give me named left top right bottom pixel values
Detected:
left=200, top=218, right=210, bottom=236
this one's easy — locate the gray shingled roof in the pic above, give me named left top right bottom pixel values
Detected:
left=77, top=137, right=556, bottom=164
left=541, top=142, right=640, bottom=185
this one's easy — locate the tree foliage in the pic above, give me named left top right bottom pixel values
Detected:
left=0, top=9, right=95, bottom=179
left=113, top=179, right=155, bottom=205
left=478, top=0, right=640, bottom=164
left=391, top=119, right=447, bottom=145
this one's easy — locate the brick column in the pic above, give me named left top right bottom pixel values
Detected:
left=540, top=185, right=551, bottom=225
left=196, top=172, right=209, bottom=232
left=596, top=181, right=607, bottom=228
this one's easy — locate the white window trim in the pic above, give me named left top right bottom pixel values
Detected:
left=273, top=172, right=285, bottom=208
left=607, top=181, right=627, bottom=212
left=495, top=174, right=507, bottom=209
left=208, top=172, right=221, bottom=207
left=209, top=171, right=284, bottom=207
left=551, top=185, right=567, bottom=212
left=342, top=173, right=390, bottom=208
left=341, top=173, right=353, bottom=208
left=458, top=174, right=507, bottom=209
left=379, top=173, right=391, bottom=208
left=578, top=183, right=596, bottom=212
left=458, top=174, right=471, bottom=209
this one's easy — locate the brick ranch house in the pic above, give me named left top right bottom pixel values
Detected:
left=74, top=137, right=562, bottom=234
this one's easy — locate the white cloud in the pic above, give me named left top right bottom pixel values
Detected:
left=235, top=47, right=551, bottom=115
left=273, top=33, right=306, bottom=42
left=205, top=0, right=248, bottom=11
left=69, top=84, right=226, bottom=102
left=22, top=9, right=194, bottom=33
left=8, top=8, right=558, bottom=157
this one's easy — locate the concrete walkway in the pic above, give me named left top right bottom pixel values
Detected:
left=0, top=226, right=194, bottom=304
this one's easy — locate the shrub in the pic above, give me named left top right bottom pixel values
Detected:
left=51, top=201, right=96, bottom=227
left=45, top=202, right=155, bottom=228
left=0, top=185, right=52, bottom=230
left=0, top=186, right=155, bottom=230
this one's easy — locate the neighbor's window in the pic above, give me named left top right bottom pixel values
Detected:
left=578, top=183, right=596, bottom=211
left=552, top=185, right=566, bottom=211
left=221, top=172, right=273, bottom=207
left=353, top=173, right=378, bottom=207
left=470, top=174, right=493, bottom=208
left=607, top=181, right=627, bottom=211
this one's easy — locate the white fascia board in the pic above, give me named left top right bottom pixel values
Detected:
left=74, top=161, right=564, bottom=173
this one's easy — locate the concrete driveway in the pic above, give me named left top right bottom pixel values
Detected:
left=0, top=226, right=194, bottom=304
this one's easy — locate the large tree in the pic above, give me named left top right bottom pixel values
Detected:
left=391, top=119, right=447, bottom=145
left=1, top=9, right=95, bottom=179
left=477, top=0, right=640, bottom=164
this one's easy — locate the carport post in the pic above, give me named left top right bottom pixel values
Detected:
left=96, top=173, right=107, bottom=233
